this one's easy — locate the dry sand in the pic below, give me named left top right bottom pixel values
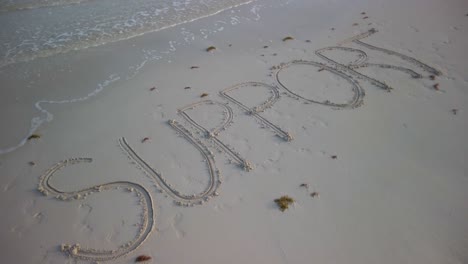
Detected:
left=1, top=0, right=468, bottom=263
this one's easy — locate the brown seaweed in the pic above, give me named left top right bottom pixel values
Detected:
left=135, top=255, right=152, bottom=262
left=274, top=195, right=294, bottom=212
left=27, top=134, right=41, bottom=140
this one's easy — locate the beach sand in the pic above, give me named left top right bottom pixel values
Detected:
left=1, top=0, right=468, bottom=263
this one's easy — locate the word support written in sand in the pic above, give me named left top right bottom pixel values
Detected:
left=38, top=29, right=440, bottom=262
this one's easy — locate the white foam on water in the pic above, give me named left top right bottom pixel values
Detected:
left=0, top=0, right=93, bottom=12
left=0, top=0, right=256, bottom=68
left=250, top=4, right=261, bottom=21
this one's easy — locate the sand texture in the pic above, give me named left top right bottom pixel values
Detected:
left=1, top=0, right=467, bottom=263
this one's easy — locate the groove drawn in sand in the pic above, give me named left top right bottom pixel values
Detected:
left=337, top=28, right=378, bottom=46
left=219, top=82, right=293, bottom=141
left=316, top=29, right=441, bottom=92
left=275, top=60, right=365, bottom=109
left=312, top=46, right=421, bottom=78
left=315, top=46, right=425, bottom=91
left=178, top=100, right=253, bottom=171
left=119, top=120, right=221, bottom=207
left=37, top=158, right=154, bottom=262
left=352, top=39, right=441, bottom=76
left=315, top=47, right=392, bottom=91
left=353, top=63, right=422, bottom=79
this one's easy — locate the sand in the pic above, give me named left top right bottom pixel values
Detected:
left=1, top=0, right=468, bottom=263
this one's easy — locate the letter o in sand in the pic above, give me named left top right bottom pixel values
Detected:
left=275, top=60, right=364, bottom=109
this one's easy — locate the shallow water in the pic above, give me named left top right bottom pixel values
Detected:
left=0, top=0, right=252, bottom=68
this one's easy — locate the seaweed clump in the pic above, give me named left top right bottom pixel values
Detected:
left=274, top=195, right=294, bottom=212
left=206, top=46, right=216, bottom=52
left=27, top=134, right=41, bottom=140
left=135, top=255, right=152, bottom=262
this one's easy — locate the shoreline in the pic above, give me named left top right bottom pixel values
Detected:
left=1, top=0, right=467, bottom=263
left=0, top=0, right=263, bottom=155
